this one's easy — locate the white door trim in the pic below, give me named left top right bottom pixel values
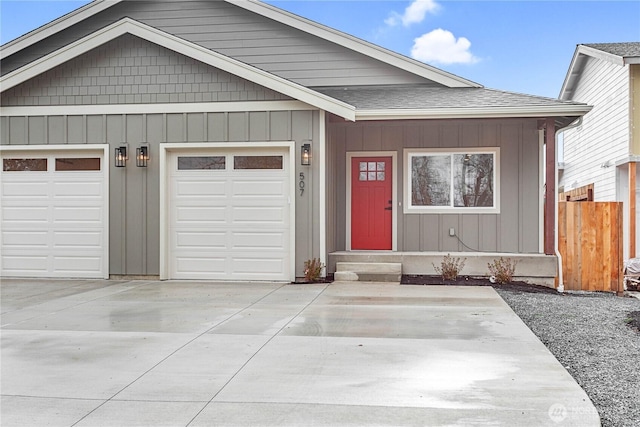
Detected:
left=0, top=144, right=110, bottom=279
left=159, top=141, right=296, bottom=281
left=345, top=151, right=398, bottom=251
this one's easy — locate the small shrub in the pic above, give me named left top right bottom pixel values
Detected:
left=304, top=258, right=325, bottom=282
left=433, top=254, right=466, bottom=281
left=487, top=257, right=518, bottom=284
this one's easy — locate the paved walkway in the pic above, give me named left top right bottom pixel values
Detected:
left=1, top=279, right=599, bottom=426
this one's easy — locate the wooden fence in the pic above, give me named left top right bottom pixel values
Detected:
left=558, top=202, right=623, bottom=293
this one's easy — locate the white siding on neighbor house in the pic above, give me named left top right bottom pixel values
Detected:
left=560, top=56, right=630, bottom=201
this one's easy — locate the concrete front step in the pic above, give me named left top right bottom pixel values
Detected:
left=335, top=262, right=402, bottom=283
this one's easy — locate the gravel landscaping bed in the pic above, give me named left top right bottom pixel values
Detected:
left=495, top=287, right=640, bottom=427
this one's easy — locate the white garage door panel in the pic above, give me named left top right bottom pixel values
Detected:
left=53, top=256, right=104, bottom=274
left=176, top=206, right=227, bottom=223
left=232, top=180, right=285, bottom=197
left=232, top=257, right=284, bottom=275
left=53, top=231, right=103, bottom=248
left=169, top=148, right=291, bottom=281
left=176, top=257, right=227, bottom=274
left=2, top=231, right=49, bottom=247
left=2, top=206, right=49, bottom=222
left=2, top=256, right=49, bottom=273
left=232, top=232, right=284, bottom=249
left=176, top=180, right=226, bottom=197
left=3, top=181, right=49, bottom=197
left=176, top=231, right=227, bottom=249
left=53, top=206, right=103, bottom=223
left=232, top=206, right=285, bottom=224
left=54, top=181, right=102, bottom=197
left=1, top=151, right=107, bottom=278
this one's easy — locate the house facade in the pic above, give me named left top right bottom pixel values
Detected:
left=559, top=43, right=640, bottom=261
left=0, top=0, right=590, bottom=282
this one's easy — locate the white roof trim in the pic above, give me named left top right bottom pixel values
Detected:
left=227, top=0, right=480, bottom=89
left=577, top=45, right=626, bottom=66
left=1, top=0, right=116, bottom=58
left=0, top=18, right=356, bottom=121
left=355, top=105, right=592, bottom=121
left=0, top=100, right=316, bottom=117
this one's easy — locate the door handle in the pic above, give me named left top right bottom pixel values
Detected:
left=384, top=206, right=392, bottom=211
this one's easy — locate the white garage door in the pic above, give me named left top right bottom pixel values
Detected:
left=169, top=148, right=291, bottom=281
left=1, top=150, right=108, bottom=278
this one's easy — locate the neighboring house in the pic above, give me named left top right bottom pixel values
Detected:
left=559, top=42, right=640, bottom=261
left=0, top=0, right=590, bottom=283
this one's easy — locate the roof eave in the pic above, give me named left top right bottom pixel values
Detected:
left=1, top=0, right=120, bottom=58
left=355, top=105, right=593, bottom=121
left=559, top=46, right=584, bottom=100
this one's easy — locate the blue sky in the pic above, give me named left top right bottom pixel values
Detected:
left=1, top=0, right=639, bottom=98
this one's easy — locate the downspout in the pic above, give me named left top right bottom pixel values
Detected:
left=554, top=116, right=583, bottom=293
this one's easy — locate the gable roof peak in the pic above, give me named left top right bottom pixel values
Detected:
left=560, top=41, right=640, bottom=99
left=2, top=0, right=481, bottom=89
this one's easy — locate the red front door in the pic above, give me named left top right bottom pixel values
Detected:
left=351, top=156, right=392, bottom=250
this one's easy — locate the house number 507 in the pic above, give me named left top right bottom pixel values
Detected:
left=299, top=172, right=305, bottom=196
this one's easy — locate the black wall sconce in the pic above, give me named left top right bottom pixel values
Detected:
left=115, top=146, right=127, bottom=168
left=136, top=145, right=149, bottom=167
left=301, top=143, right=311, bottom=166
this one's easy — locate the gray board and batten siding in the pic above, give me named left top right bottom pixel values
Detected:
left=1, top=110, right=321, bottom=276
left=1, top=28, right=323, bottom=276
left=1, top=0, right=431, bottom=88
left=326, top=118, right=542, bottom=255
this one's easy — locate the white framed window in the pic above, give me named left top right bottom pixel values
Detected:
left=403, top=148, right=500, bottom=214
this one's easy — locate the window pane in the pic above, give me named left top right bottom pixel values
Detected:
left=359, top=172, right=367, bottom=181
left=377, top=172, right=385, bottom=181
left=359, top=162, right=367, bottom=171
left=3, top=158, right=47, bottom=172
left=411, top=155, right=451, bottom=206
left=453, top=153, right=494, bottom=207
left=55, top=158, right=101, bottom=171
left=377, top=162, right=385, bottom=171
left=234, top=155, right=283, bottom=170
left=178, top=156, right=225, bottom=170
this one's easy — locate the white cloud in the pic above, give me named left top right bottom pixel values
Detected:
left=386, top=0, right=440, bottom=27
left=411, top=29, right=479, bottom=65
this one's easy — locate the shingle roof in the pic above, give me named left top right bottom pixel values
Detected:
left=582, top=42, right=640, bottom=58
left=316, top=86, right=584, bottom=110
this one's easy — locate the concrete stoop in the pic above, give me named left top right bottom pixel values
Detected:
left=334, top=262, right=402, bottom=283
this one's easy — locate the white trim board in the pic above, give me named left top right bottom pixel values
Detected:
left=345, top=151, right=398, bottom=252
left=0, top=18, right=356, bottom=121
left=356, top=105, right=592, bottom=121
left=0, top=101, right=316, bottom=117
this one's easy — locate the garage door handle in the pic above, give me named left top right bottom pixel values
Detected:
left=384, top=207, right=392, bottom=211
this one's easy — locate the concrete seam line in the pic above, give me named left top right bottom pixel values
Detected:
left=70, top=282, right=289, bottom=427
left=185, top=283, right=331, bottom=426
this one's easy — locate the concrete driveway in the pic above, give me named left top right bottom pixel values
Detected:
left=1, top=279, right=599, bottom=426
